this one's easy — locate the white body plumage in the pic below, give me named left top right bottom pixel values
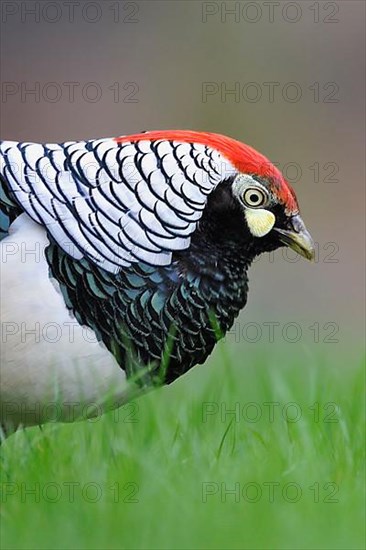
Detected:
left=0, top=214, right=134, bottom=434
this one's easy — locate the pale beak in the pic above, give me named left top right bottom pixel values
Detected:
left=273, top=214, right=315, bottom=261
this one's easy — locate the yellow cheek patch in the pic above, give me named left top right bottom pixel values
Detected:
left=245, top=209, right=276, bottom=237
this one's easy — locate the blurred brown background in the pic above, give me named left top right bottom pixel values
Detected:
left=0, top=1, right=364, bottom=358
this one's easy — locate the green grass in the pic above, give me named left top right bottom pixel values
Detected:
left=1, top=340, right=364, bottom=550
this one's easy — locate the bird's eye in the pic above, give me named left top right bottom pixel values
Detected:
left=242, top=188, right=267, bottom=208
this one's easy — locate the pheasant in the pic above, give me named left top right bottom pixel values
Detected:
left=0, top=130, right=314, bottom=437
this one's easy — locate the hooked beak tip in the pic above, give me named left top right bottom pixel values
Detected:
left=274, top=215, right=315, bottom=261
